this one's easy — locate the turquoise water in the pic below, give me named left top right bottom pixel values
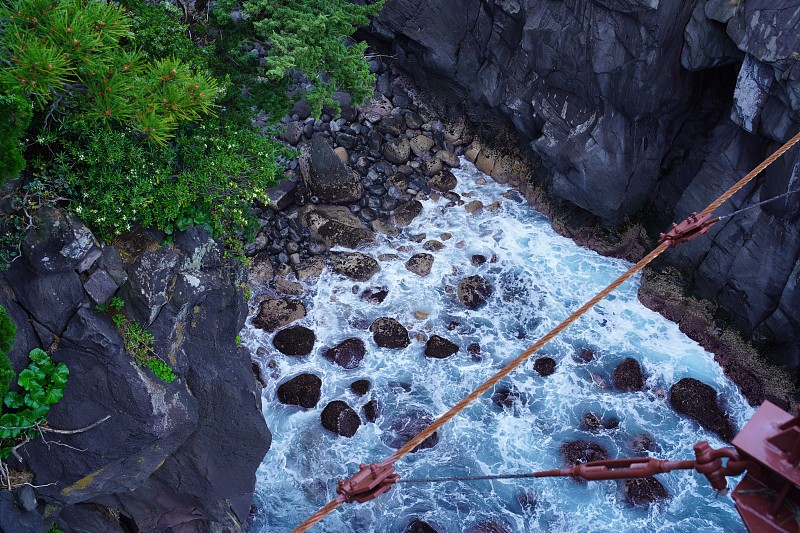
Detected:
left=244, top=160, right=752, bottom=532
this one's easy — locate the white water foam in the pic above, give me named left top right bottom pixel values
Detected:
left=244, top=159, right=753, bottom=532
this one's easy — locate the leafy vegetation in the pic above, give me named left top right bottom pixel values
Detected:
left=0, top=0, right=220, bottom=143
left=0, top=305, right=17, bottom=411
left=0, top=348, right=69, bottom=460
left=99, top=297, right=177, bottom=383
left=0, top=0, right=382, bottom=262
left=0, top=94, right=32, bottom=183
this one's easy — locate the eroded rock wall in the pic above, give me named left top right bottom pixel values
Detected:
left=0, top=210, right=271, bottom=532
left=366, top=0, right=800, bottom=370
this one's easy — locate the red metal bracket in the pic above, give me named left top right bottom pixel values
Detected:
left=336, top=461, right=399, bottom=504
left=658, top=212, right=719, bottom=247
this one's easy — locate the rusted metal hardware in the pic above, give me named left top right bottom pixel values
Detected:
left=731, top=401, right=800, bottom=533
left=658, top=212, right=719, bottom=247
left=534, top=444, right=749, bottom=488
left=535, top=457, right=696, bottom=481
left=336, top=461, right=399, bottom=504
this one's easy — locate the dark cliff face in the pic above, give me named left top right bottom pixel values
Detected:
left=367, top=0, right=800, bottom=370
left=0, top=210, right=271, bottom=532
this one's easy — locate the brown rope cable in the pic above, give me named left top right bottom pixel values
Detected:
left=292, top=128, right=800, bottom=533
left=391, top=241, right=670, bottom=460
left=292, top=496, right=345, bottom=533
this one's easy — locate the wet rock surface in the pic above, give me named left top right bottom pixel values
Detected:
left=533, top=357, right=557, bottom=376
left=332, top=251, right=379, bottom=281
left=670, top=377, right=736, bottom=441
left=272, top=325, right=316, bottom=356
left=622, top=477, right=669, bottom=506
left=277, top=373, right=322, bottom=408
left=321, top=400, right=361, bottom=437
left=370, top=317, right=410, bottom=349
left=424, top=334, right=459, bottom=358
left=613, top=357, right=645, bottom=392
left=324, top=338, right=366, bottom=369
left=561, top=440, right=610, bottom=466
left=457, top=275, right=493, bottom=309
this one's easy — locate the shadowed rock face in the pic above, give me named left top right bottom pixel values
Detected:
left=368, top=0, right=800, bottom=372
left=0, top=221, right=271, bottom=531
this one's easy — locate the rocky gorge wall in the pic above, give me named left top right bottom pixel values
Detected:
left=362, top=0, right=800, bottom=373
left=0, top=209, right=271, bottom=532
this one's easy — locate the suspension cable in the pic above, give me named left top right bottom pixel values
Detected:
left=717, top=186, right=800, bottom=220
left=291, top=129, right=800, bottom=533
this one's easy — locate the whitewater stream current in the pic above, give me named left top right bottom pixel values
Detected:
left=243, top=159, right=752, bottom=532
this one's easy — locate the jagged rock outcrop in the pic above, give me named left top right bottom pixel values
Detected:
left=367, top=0, right=800, bottom=372
left=670, top=377, right=736, bottom=441
left=0, top=217, right=271, bottom=531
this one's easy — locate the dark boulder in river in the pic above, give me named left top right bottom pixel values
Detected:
left=669, top=377, right=736, bottom=441
left=321, top=400, right=361, bottom=437
left=277, top=373, right=322, bottom=408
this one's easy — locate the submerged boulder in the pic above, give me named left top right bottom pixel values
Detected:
left=405, top=519, right=441, bottom=533
left=533, top=357, right=557, bottom=376
left=321, top=400, right=361, bottom=437
left=382, top=410, right=438, bottom=451
left=560, top=440, right=610, bottom=466
left=277, top=374, right=322, bottom=408
left=622, top=477, right=669, bottom=506
left=457, top=275, right=493, bottom=309
left=669, top=378, right=736, bottom=441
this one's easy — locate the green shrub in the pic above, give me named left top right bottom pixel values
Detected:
left=0, top=0, right=220, bottom=144
left=147, top=358, right=176, bottom=383
left=216, top=0, right=383, bottom=118
left=0, top=348, right=69, bottom=459
left=0, top=305, right=17, bottom=414
left=120, top=0, right=204, bottom=66
left=0, top=94, right=33, bottom=183
left=53, top=117, right=295, bottom=241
